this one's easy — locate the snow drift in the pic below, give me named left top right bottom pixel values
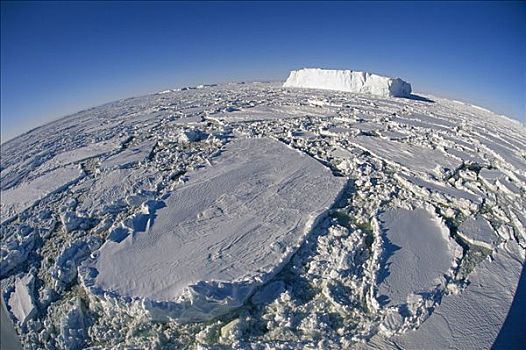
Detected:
left=283, top=68, right=412, bottom=97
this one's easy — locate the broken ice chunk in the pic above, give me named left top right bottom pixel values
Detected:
left=0, top=234, right=36, bottom=279
left=8, top=273, right=37, bottom=327
left=458, top=215, right=498, bottom=249
left=178, top=128, right=208, bottom=143
left=58, top=298, right=89, bottom=350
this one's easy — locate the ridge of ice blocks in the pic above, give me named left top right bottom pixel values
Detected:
left=81, top=137, right=346, bottom=322
left=283, top=68, right=412, bottom=97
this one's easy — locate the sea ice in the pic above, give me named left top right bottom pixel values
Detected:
left=458, top=215, right=498, bottom=249
left=0, top=234, right=36, bottom=278
left=75, top=168, right=158, bottom=216
left=377, top=207, right=460, bottom=306
left=99, top=140, right=156, bottom=170
left=376, top=241, right=525, bottom=350
left=212, top=104, right=336, bottom=123
left=39, top=140, right=117, bottom=173
left=83, top=137, right=346, bottom=322
left=350, top=136, right=460, bottom=176
left=1, top=165, right=82, bottom=222
left=1, top=299, right=23, bottom=350
left=8, top=273, right=37, bottom=327
left=2, top=80, right=525, bottom=349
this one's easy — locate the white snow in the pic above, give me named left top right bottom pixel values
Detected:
left=372, top=240, right=525, bottom=350
left=283, top=68, right=412, bottom=97
left=8, top=274, right=37, bottom=327
left=42, top=141, right=117, bottom=171
left=1, top=299, right=23, bottom=350
left=0, top=235, right=36, bottom=279
left=212, top=104, right=337, bottom=123
left=350, top=136, right=460, bottom=176
left=99, top=140, right=156, bottom=170
left=84, top=137, right=346, bottom=322
left=398, top=174, right=482, bottom=204
left=75, top=168, right=158, bottom=216
left=458, top=215, right=499, bottom=249
left=1, top=165, right=82, bottom=221
left=377, top=207, right=460, bottom=306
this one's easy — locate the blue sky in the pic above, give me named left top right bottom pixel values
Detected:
left=1, top=1, right=525, bottom=141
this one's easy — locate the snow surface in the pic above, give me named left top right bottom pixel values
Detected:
left=1, top=80, right=525, bottom=349
left=38, top=140, right=117, bottom=173
left=84, top=137, right=346, bottom=322
left=283, top=68, right=412, bottom=97
left=367, top=240, right=525, bottom=350
left=1, top=165, right=82, bottom=222
left=377, top=207, right=460, bottom=307
left=458, top=215, right=499, bottom=249
left=7, top=274, right=37, bottom=327
left=99, top=140, right=156, bottom=170
left=1, top=299, right=23, bottom=350
left=350, top=135, right=460, bottom=176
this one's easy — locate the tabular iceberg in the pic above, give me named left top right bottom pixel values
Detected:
left=283, top=68, right=412, bottom=97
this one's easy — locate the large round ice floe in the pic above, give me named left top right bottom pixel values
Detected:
left=376, top=206, right=462, bottom=307
left=81, top=137, right=346, bottom=322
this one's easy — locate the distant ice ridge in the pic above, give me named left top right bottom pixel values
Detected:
left=283, top=68, right=412, bottom=97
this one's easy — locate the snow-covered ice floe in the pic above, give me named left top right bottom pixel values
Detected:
left=283, top=68, right=412, bottom=97
left=81, top=137, right=346, bottom=322
left=367, top=240, right=525, bottom=350
left=377, top=207, right=461, bottom=307
left=1, top=165, right=83, bottom=222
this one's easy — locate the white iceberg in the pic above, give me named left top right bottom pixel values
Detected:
left=283, top=68, right=412, bottom=97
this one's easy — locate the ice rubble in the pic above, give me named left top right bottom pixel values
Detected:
left=283, top=68, right=412, bottom=97
left=82, top=137, right=346, bottom=322
left=1, top=80, right=525, bottom=349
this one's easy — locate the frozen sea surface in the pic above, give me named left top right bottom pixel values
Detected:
left=1, top=165, right=82, bottom=222
left=1, top=80, right=525, bottom=349
left=86, top=137, right=346, bottom=321
left=377, top=207, right=460, bottom=307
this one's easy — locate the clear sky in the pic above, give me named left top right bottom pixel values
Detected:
left=1, top=1, right=525, bottom=141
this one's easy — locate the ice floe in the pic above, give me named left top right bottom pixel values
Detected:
left=1, top=165, right=83, bottom=222
left=8, top=274, right=37, bottom=327
left=83, top=137, right=346, bottom=322
left=376, top=207, right=461, bottom=307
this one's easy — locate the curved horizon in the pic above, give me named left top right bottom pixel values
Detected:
left=1, top=1, right=525, bottom=142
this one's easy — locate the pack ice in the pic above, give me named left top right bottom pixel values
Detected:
left=82, top=137, right=346, bottom=322
left=283, top=68, right=412, bottom=97
left=1, top=79, right=525, bottom=349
